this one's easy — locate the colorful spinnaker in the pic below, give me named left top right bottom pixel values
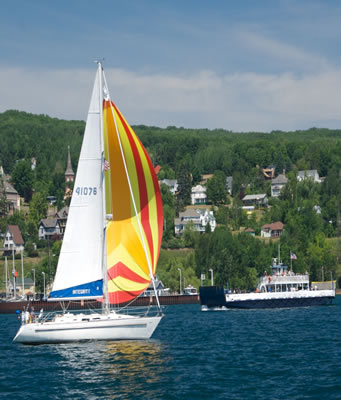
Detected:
left=103, top=100, right=163, bottom=304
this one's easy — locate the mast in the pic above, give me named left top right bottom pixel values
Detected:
left=98, top=61, right=109, bottom=312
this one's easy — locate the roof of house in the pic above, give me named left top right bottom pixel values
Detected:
left=4, top=181, right=18, bottom=195
left=154, top=165, right=161, bottom=175
left=191, top=184, right=206, bottom=193
left=161, top=179, right=178, bottom=187
left=40, top=218, right=59, bottom=228
left=56, top=206, right=69, bottom=219
left=242, top=194, right=267, bottom=201
left=272, top=173, right=288, bottom=184
left=7, top=225, right=24, bottom=245
left=179, top=208, right=201, bottom=218
left=297, top=169, right=318, bottom=178
left=245, top=228, right=255, bottom=232
left=261, top=221, right=284, bottom=231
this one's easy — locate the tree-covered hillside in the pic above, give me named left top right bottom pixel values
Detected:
left=1, top=110, right=341, bottom=291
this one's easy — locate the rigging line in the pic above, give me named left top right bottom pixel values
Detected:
left=102, top=73, right=161, bottom=313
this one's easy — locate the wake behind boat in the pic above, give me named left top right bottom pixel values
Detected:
left=200, top=259, right=336, bottom=310
left=14, top=62, right=164, bottom=344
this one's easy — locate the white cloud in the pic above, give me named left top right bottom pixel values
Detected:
left=237, top=31, right=331, bottom=73
left=1, top=66, right=341, bottom=132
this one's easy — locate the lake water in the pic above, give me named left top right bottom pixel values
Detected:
left=0, top=297, right=340, bottom=399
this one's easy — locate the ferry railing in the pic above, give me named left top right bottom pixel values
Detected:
left=259, top=275, right=309, bottom=285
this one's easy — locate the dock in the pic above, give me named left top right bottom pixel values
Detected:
left=0, top=294, right=200, bottom=314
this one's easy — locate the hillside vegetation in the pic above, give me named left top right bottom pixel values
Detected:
left=1, top=110, right=341, bottom=291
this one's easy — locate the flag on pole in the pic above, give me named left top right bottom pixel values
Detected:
left=104, top=159, right=110, bottom=171
left=290, top=251, right=297, bottom=260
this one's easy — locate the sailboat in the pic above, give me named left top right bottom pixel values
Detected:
left=13, top=62, right=164, bottom=344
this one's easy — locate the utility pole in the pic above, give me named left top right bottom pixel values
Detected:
left=178, top=268, right=182, bottom=294
left=209, top=268, right=214, bottom=286
left=32, top=269, right=35, bottom=298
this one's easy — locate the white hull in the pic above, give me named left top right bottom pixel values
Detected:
left=13, top=311, right=162, bottom=344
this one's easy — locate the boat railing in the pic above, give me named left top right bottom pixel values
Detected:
left=20, top=305, right=161, bottom=325
left=259, top=274, right=309, bottom=285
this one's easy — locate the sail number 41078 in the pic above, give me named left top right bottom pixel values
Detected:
left=75, top=187, right=97, bottom=195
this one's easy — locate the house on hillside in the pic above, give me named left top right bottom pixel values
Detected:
left=242, top=194, right=268, bottom=208
left=271, top=172, right=288, bottom=197
left=38, top=218, right=62, bottom=240
left=245, top=228, right=256, bottom=236
left=263, top=166, right=275, bottom=179
left=261, top=221, right=284, bottom=238
left=191, top=185, right=207, bottom=205
left=174, top=208, right=216, bottom=235
left=142, top=276, right=170, bottom=297
left=55, top=206, right=69, bottom=236
left=297, top=169, right=321, bottom=183
left=3, top=225, right=24, bottom=254
left=160, top=179, right=178, bottom=195
left=3, top=180, right=20, bottom=214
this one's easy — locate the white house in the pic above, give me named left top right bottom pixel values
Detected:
left=191, top=185, right=207, bottom=205
left=160, top=179, right=178, bottom=195
left=297, top=169, right=321, bottom=183
left=38, top=218, right=62, bottom=240
left=175, top=208, right=216, bottom=235
left=271, top=172, right=288, bottom=197
left=3, top=225, right=24, bottom=253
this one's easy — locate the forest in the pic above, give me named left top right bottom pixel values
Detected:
left=0, top=109, right=341, bottom=292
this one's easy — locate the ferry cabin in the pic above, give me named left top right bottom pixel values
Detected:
left=258, top=264, right=310, bottom=293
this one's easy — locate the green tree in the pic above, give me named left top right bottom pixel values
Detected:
left=176, top=161, right=192, bottom=208
left=206, top=170, right=227, bottom=205
left=28, top=191, right=48, bottom=229
left=11, top=159, right=34, bottom=202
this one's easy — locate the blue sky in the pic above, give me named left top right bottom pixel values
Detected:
left=1, top=0, right=341, bottom=131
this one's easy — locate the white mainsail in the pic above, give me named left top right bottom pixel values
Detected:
left=50, top=69, right=104, bottom=300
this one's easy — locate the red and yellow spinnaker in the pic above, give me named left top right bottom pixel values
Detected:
left=103, top=100, right=163, bottom=304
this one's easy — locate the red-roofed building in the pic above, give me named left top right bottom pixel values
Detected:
left=245, top=228, right=255, bottom=236
left=261, top=221, right=284, bottom=238
left=3, top=225, right=24, bottom=253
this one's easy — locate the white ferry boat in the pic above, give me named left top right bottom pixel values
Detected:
left=200, top=259, right=336, bottom=310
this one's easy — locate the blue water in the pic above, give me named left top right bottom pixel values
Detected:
left=1, top=297, right=340, bottom=400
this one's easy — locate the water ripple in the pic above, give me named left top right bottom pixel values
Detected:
left=1, top=298, right=340, bottom=399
